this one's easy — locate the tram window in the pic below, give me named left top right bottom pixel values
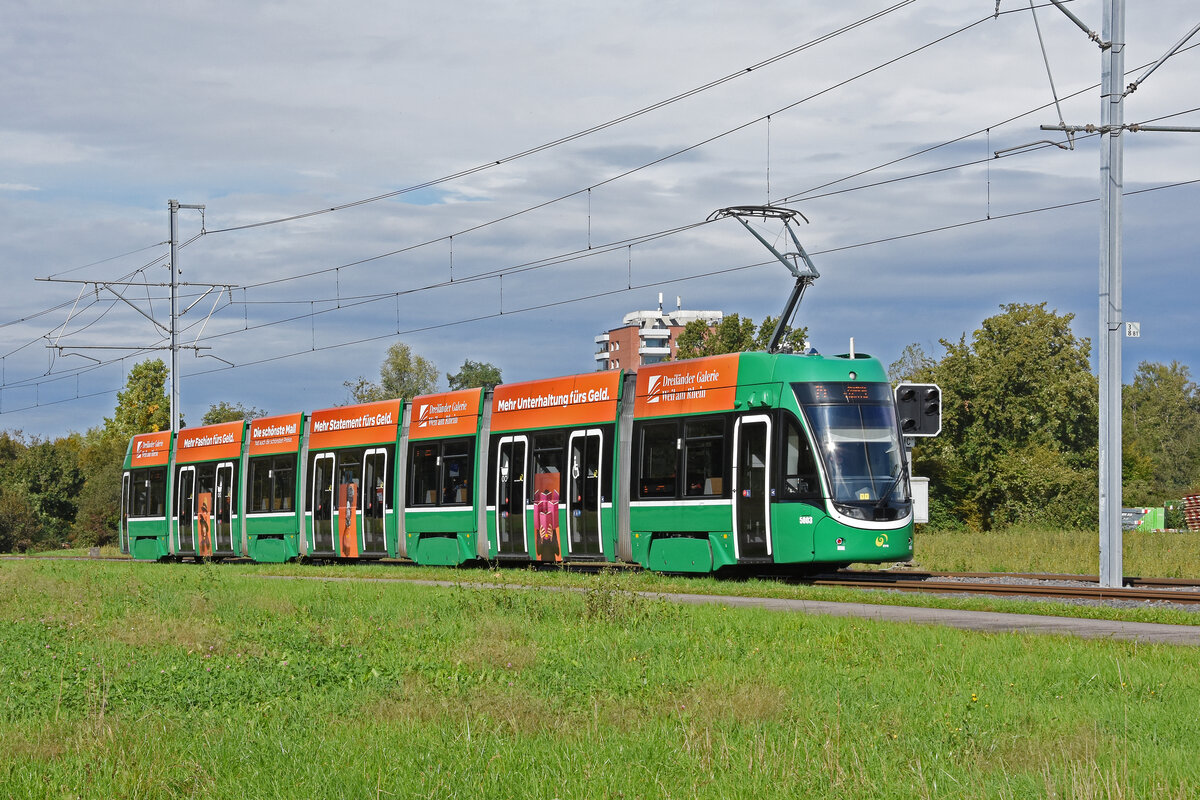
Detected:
left=148, top=467, right=166, bottom=517
left=129, top=466, right=167, bottom=517
left=533, top=432, right=564, bottom=496
left=133, top=472, right=149, bottom=517
left=639, top=422, right=677, bottom=498
left=781, top=415, right=821, bottom=501
left=410, top=444, right=439, bottom=506
left=249, top=455, right=296, bottom=513
left=411, top=444, right=437, bottom=506
left=272, top=458, right=294, bottom=511
left=250, top=458, right=271, bottom=512
left=196, top=465, right=215, bottom=514
left=684, top=418, right=725, bottom=497
left=338, top=451, right=363, bottom=515
left=410, top=440, right=472, bottom=506
left=441, top=440, right=472, bottom=505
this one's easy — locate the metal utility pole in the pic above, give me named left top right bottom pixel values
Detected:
left=1038, top=0, right=1200, bottom=587
left=168, top=199, right=206, bottom=435
left=42, top=199, right=233, bottom=425
left=1097, top=0, right=1125, bottom=589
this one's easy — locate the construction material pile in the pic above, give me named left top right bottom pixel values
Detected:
left=1184, top=494, right=1200, bottom=532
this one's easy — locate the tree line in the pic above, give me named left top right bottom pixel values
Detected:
left=2, top=303, right=1197, bottom=551
left=891, top=303, right=1200, bottom=530
left=0, top=347, right=500, bottom=552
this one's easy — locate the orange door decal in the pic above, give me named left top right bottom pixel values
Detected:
left=197, top=492, right=213, bottom=557
left=339, top=482, right=359, bottom=558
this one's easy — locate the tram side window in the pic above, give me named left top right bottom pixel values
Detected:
left=129, top=467, right=167, bottom=517
left=638, top=422, right=677, bottom=498
left=410, top=444, right=438, bottom=506
left=272, top=458, right=294, bottom=511
left=338, top=450, right=364, bottom=512
left=250, top=458, right=270, bottom=512
left=684, top=418, right=726, bottom=496
left=781, top=415, right=821, bottom=501
left=533, top=432, right=565, bottom=496
left=249, top=455, right=296, bottom=513
left=441, top=440, right=472, bottom=505
left=410, top=439, right=473, bottom=506
left=133, top=471, right=149, bottom=517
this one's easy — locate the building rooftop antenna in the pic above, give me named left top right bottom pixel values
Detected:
left=708, top=205, right=820, bottom=353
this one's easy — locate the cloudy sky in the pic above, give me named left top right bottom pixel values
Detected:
left=2, top=0, right=1197, bottom=437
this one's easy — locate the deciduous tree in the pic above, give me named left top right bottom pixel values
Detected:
left=1123, top=361, right=1200, bottom=502
left=674, top=314, right=806, bottom=359
left=202, top=401, right=267, bottom=425
left=906, top=303, right=1098, bottom=530
left=446, top=359, right=502, bottom=391
left=344, top=342, right=439, bottom=404
left=105, top=359, right=170, bottom=438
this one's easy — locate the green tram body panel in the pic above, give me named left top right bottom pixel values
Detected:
left=121, top=351, right=915, bottom=572
left=403, top=389, right=487, bottom=567
left=405, top=507, right=479, bottom=567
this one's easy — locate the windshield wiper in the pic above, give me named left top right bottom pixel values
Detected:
left=875, top=466, right=907, bottom=510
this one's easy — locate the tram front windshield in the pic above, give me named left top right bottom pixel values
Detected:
left=793, top=382, right=909, bottom=521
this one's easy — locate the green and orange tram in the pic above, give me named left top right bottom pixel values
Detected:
left=121, top=349, right=913, bottom=573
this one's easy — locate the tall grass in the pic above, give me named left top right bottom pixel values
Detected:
left=911, top=527, right=1200, bottom=578
left=0, top=559, right=1197, bottom=798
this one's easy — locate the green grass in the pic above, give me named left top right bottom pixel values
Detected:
left=231, top=557, right=1200, bottom=627
left=15, top=525, right=1200, bottom=627
left=910, top=527, right=1200, bottom=578
left=1, top=559, right=1198, bottom=798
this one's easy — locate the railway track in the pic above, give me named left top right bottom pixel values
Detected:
left=804, top=569, right=1200, bottom=605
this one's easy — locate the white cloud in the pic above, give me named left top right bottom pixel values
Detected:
left=0, top=0, right=1197, bottom=436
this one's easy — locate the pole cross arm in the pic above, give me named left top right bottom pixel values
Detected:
left=1042, top=123, right=1200, bottom=134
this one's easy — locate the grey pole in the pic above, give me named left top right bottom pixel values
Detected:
left=168, top=199, right=180, bottom=435
left=166, top=199, right=205, bottom=435
left=1098, top=0, right=1125, bottom=588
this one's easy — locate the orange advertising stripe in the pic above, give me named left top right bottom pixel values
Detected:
left=309, top=399, right=402, bottom=449
left=130, top=430, right=172, bottom=467
left=176, top=420, right=245, bottom=464
left=634, top=353, right=741, bottom=418
left=249, top=412, right=305, bottom=455
left=491, top=371, right=620, bottom=432
left=409, top=388, right=482, bottom=440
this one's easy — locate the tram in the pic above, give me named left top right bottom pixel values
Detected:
left=120, top=349, right=913, bottom=573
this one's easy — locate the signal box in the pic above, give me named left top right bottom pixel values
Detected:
left=895, top=383, right=941, bottom=437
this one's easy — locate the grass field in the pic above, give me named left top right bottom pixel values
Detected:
left=910, top=528, right=1200, bottom=579
left=2, top=558, right=1198, bottom=798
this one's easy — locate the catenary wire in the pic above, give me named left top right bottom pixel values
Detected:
left=202, top=1, right=917, bottom=236
left=12, top=9, right=1195, bottom=403
left=4, top=175, right=1195, bottom=411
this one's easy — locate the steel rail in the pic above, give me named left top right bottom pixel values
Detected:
left=806, top=572, right=1200, bottom=605
left=836, top=568, right=1200, bottom=591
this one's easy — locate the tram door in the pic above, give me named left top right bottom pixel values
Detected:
left=311, top=454, right=335, bottom=553
left=214, top=463, right=234, bottom=554
left=177, top=466, right=196, bottom=553
left=120, top=473, right=131, bottom=554
left=733, top=416, right=772, bottom=560
left=495, top=436, right=528, bottom=555
left=567, top=429, right=603, bottom=556
left=362, top=448, right=387, bottom=555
